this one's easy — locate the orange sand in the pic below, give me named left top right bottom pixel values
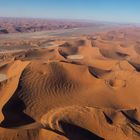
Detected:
left=0, top=27, right=140, bottom=140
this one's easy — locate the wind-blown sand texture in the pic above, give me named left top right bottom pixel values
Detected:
left=0, top=26, right=140, bottom=140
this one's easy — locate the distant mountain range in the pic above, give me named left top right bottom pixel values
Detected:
left=0, top=17, right=99, bottom=34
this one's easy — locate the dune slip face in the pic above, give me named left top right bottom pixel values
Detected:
left=0, top=26, right=140, bottom=140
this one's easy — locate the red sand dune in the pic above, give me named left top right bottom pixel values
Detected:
left=0, top=26, right=140, bottom=140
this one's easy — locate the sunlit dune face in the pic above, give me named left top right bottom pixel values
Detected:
left=0, top=19, right=140, bottom=140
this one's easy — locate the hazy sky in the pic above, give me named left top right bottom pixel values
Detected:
left=0, top=0, right=139, bottom=23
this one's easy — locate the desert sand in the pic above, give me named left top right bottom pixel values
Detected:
left=0, top=23, right=140, bottom=140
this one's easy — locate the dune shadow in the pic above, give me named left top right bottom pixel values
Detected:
left=0, top=90, right=35, bottom=128
left=121, top=111, right=140, bottom=125
left=59, top=121, right=104, bottom=140
left=128, top=61, right=140, bottom=72
left=88, top=66, right=111, bottom=79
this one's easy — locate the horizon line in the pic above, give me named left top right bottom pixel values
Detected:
left=0, top=16, right=140, bottom=25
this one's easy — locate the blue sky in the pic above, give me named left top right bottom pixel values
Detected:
left=0, top=0, right=139, bottom=23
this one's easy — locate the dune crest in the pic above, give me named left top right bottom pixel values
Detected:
left=0, top=27, right=140, bottom=140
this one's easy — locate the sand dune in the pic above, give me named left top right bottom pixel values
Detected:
left=0, top=27, right=140, bottom=140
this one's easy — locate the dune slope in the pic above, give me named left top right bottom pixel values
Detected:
left=0, top=28, right=140, bottom=140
